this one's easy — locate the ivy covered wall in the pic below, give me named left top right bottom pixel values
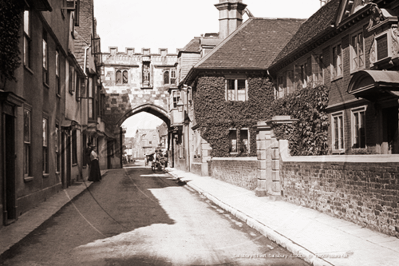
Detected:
left=192, top=73, right=274, bottom=157
left=0, top=0, right=24, bottom=87
left=192, top=73, right=330, bottom=157
left=271, top=85, right=330, bottom=156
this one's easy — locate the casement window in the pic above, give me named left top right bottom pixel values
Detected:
left=69, top=66, right=75, bottom=94
left=116, top=70, right=128, bottom=84
left=332, top=44, right=343, bottom=78
left=24, top=11, right=31, bottom=68
left=352, top=107, right=366, bottom=149
left=172, top=90, right=180, bottom=108
left=164, top=70, right=170, bottom=84
left=240, top=129, right=250, bottom=154
left=229, top=129, right=237, bottom=153
left=226, top=79, right=247, bottom=101
left=312, top=55, right=323, bottom=85
left=88, top=78, right=94, bottom=119
left=163, top=69, right=177, bottom=85
left=332, top=112, right=344, bottom=152
left=171, top=69, right=176, bottom=84
left=56, top=50, right=61, bottom=95
left=76, top=77, right=80, bottom=101
left=286, top=71, right=294, bottom=94
left=24, top=108, right=31, bottom=177
left=55, top=124, right=60, bottom=173
left=351, top=32, right=365, bottom=71
left=376, top=34, right=388, bottom=61
left=277, top=76, right=284, bottom=98
left=43, top=117, right=48, bottom=174
left=300, top=64, right=307, bottom=88
left=43, top=30, right=49, bottom=85
left=72, top=130, right=77, bottom=164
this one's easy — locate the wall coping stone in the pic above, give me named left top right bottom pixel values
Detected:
left=211, top=157, right=258, bottom=161
left=279, top=140, right=399, bottom=163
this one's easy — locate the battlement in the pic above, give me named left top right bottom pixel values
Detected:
left=105, top=47, right=179, bottom=56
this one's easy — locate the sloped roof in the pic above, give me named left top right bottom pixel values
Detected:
left=272, top=0, right=340, bottom=65
left=180, top=37, right=201, bottom=53
left=194, top=17, right=305, bottom=70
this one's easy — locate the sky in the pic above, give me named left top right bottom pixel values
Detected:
left=94, top=0, right=322, bottom=136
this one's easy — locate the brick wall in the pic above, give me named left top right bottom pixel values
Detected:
left=210, top=158, right=258, bottom=190
left=281, top=158, right=399, bottom=237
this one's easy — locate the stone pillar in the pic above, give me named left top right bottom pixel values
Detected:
left=201, top=138, right=212, bottom=176
left=256, top=116, right=297, bottom=197
left=255, top=121, right=271, bottom=196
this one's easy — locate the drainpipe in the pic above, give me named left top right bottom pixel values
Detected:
left=182, top=84, right=191, bottom=172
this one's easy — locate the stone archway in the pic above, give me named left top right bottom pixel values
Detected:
left=101, top=47, right=178, bottom=167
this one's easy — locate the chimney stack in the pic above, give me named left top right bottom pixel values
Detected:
left=215, top=0, right=247, bottom=39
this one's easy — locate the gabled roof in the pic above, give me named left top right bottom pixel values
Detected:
left=271, top=0, right=341, bottom=66
left=193, top=17, right=305, bottom=70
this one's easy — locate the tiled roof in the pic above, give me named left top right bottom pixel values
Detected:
left=272, top=0, right=340, bottom=65
left=194, top=18, right=305, bottom=70
left=180, top=37, right=201, bottom=53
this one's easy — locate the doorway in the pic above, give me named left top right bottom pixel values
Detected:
left=3, top=113, right=16, bottom=224
left=382, top=106, right=399, bottom=154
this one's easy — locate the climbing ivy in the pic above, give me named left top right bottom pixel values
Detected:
left=271, top=85, right=330, bottom=156
left=193, top=73, right=274, bottom=157
left=0, top=0, right=24, bottom=87
left=192, top=75, right=329, bottom=157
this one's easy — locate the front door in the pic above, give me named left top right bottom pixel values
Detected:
left=382, top=106, right=399, bottom=154
left=3, top=113, right=16, bottom=224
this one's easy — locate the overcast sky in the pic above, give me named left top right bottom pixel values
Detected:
left=95, top=0, right=322, bottom=136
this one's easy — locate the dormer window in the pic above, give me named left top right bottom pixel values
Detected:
left=350, top=31, right=365, bottom=72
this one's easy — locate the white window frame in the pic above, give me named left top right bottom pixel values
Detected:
left=331, top=111, right=345, bottom=153
left=240, top=128, right=250, bottom=154
left=23, top=10, right=31, bottom=69
left=350, top=31, right=365, bottom=72
left=225, top=78, right=248, bottom=101
left=351, top=106, right=367, bottom=150
left=43, top=116, right=49, bottom=174
left=331, top=43, right=343, bottom=79
left=229, top=128, right=237, bottom=154
left=24, top=107, right=32, bottom=177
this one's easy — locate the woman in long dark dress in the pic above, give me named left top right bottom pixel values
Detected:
left=88, top=145, right=102, bottom=182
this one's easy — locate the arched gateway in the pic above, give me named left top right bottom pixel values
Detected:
left=101, top=47, right=178, bottom=167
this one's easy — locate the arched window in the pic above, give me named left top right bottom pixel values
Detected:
left=116, top=70, right=128, bottom=85
left=164, top=70, right=169, bottom=84
left=116, top=70, right=122, bottom=84
left=123, top=70, right=128, bottom=84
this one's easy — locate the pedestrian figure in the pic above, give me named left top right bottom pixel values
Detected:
left=88, top=144, right=102, bottom=182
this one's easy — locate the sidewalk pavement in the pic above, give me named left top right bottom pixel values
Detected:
left=166, top=168, right=399, bottom=266
left=0, top=170, right=108, bottom=256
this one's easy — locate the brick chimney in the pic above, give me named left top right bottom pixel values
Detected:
left=215, top=0, right=247, bottom=39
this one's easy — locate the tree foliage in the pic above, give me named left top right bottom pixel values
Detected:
left=0, top=0, right=24, bottom=86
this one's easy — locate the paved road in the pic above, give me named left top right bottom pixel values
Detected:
left=0, top=162, right=309, bottom=266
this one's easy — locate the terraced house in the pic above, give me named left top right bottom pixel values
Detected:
left=177, top=0, right=304, bottom=186
left=0, top=0, right=111, bottom=229
left=268, top=0, right=399, bottom=236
